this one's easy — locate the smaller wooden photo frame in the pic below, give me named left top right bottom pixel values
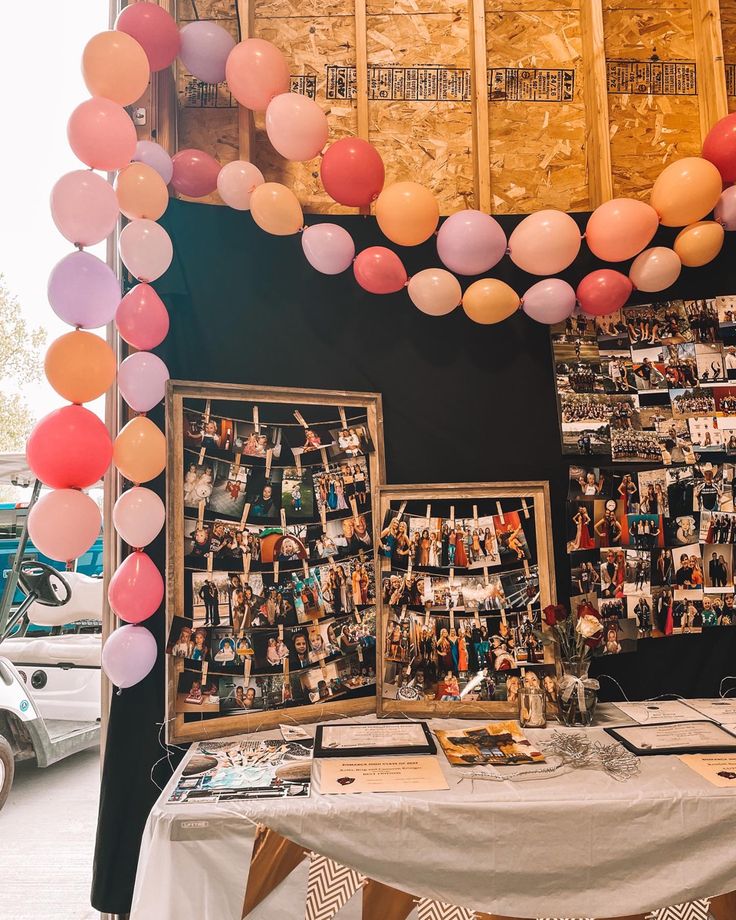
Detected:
left=376, top=483, right=557, bottom=720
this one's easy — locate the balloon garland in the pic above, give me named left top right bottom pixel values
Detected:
left=24, top=0, right=736, bottom=690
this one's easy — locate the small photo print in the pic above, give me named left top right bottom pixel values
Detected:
left=552, top=334, right=599, bottom=364
left=613, top=471, right=639, bottom=512
left=244, top=469, right=283, bottom=522
left=233, top=422, right=283, bottom=460
left=552, top=313, right=597, bottom=343
left=309, top=519, right=350, bottom=560
left=626, top=513, right=662, bottom=550
left=657, top=418, right=696, bottom=466
left=688, top=416, right=724, bottom=453
left=658, top=301, right=694, bottom=345
left=209, top=627, right=241, bottom=669
left=716, top=294, right=736, bottom=327
left=567, top=501, right=596, bottom=552
left=673, top=545, right=703, bottom=591
left=703, top=544, right=733, bottom=592
left=599, top=596, right=626, bottom=619
left=571, top=553, right=600, bottom=595
left=183, top=411, right=235, bottom=453
left=568, top=466, right=610, bottom=499
left=700, top=510, right=736, bottom=544
left=695, top=343, right=727, bottom=385
left=667, top=465, right=695, bottom=516
left=651, top=548, right=676, bottom=587
left=207, top=461, right=249, bottom=519
left=693, top=462, right=726, bottom=512
left=624, top=304, right=666, bottom=349
left=327, top=423, right=374, bottom=460
left=672, top=596, right=703, bottom=634
left=176, top=667, right=220, bottom=713
left=663, top=513, right=700, bottom=547
left=670, top=387, right=716, bottom=418
left=559, top=393, right=612, bottom=455
left=683, top=298, right=719, bottom=344
left=343, top=514, right=373, bottom=556
left=662, top=343, right=698, bottom=389
left=291, top=573, right=326, bottom=621
left=259, top=525, right=307, bottom=564
left=600, top=616, right=637, bottom=654
left=593, top=498, right=625, bottom=548
left=598, top=350, right=636, bottom=394
left=712, top=385, right=736, bottom=416
left=191, top=571, right=232, bottom=627
left=166, top=617, right=195, bottom=658
left=631, top=348, right=667, bottom=391
left=637, top=469, right=670, bottom=515
left=219, top=677, right=265, bottom=712
left=626, top=594, right=653, bottom=637
left=183, top=457, right=216, bottom=509
left=289, top=425, right=335, bottom=461
left=595, top=311, right=630, bottom=350
left=611, top=428, right=661, bottom=463
left=492, top=511, right=530, bottom=563
left=556, top=358, right=600, bottom=394
left=281, top=467, right=315, bottom=520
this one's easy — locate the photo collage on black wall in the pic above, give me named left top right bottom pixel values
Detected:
left=168, top=402, right=378, bottom=720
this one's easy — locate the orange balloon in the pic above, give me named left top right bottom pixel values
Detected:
left=650, top=157, right=723, bottom=227
left=82, top=30, right=150, bottom=107
left=44, top=331, right=116, bottom=404
left=375, top=181, right=439, bottom=246
left=462, top=279, right=520, bottom=325
left=250, top=183, right=304, bottom=236
left=674, top=220, right=725, bottom=267
left=585, top=198, right=659, bottom=262
left=114, top=416, right=167, bottom=484
left=116, top=163, right=169, bottom=221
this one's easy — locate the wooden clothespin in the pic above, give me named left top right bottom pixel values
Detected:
left=521, top=498, right=530, bottom=519
left=350, top=496, right=359, bottom=520
left=523, top=558, right=531, bottom=577
left=207, top=551, right=214, bottom=573
left=397, top=501, right=407, bottom=517
left=482, top=566, right=489, bottom=586
left=273, top=560, right=279, bottom=582
left=400, top=605, right=408, bottom=622
left=319, top=502, right=327, bottom=527
left=295, top=452, right=302, bottom=475
left=496, top=501, right=505, bottom=523
left=338, top=407, right=348, bottom=429
left=242, top=551, right=251, bottom=578
left=450, top=506, right=456, bottom=528
left=302, top=559, right=309, bottom=578
left=320, top=447, right=329, bottom=471
left=197, top=500, right=206, bottom=527
left=253, top=406, right=260, bottom=433
left=198, top=446, right=206, bottom=465
left=424, top=603, right=431, bottom=627
left=426, top=504, right=432, bottom=527
left=449, top=608, right=455, bottom=630
left=265, top=449, right=273, bottom=478
left=293, top=410, right=307, bottom=429
left=240, top=502, right=251, bottom=525
left=244, top=655, right=252, bottom=680
left=280, top=508, right=287, bottom=531
left=201, top=661, right=209, bottom=685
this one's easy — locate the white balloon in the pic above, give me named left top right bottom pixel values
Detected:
left=113, top=486, right=166, bottom=548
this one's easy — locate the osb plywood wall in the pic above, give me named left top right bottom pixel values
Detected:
left=171, top=0, right=730, bottom=214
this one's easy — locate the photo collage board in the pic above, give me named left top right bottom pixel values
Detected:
left=166, top=384, right=384, bottom=743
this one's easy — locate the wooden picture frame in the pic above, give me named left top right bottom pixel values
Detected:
left=376, top=482, right=557, bottom=720
left=165, top=380, right=385, bottom=744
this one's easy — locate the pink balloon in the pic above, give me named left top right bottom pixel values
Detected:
left=67, top=98, right=137, bottom=171
left=171, top=148, right=221, bottom=198
left=225, top=38, right=290, bottom=112
left=118, top=351, right=170, bottom=413
left=48, top=250, right=120, bottom=328
left=436, top=210, right=507, bottom=276
left=301, top=224, right=355, bottom=275
left=108, top=550, right=164, bottom=624
left=50, top=170, right=118, bottom=246
left=118, top=219, right=173, bottom=282
left=522, top=278, right=577, bottom=324
left=28, top=489, right=101, bottom=563
left=132, top=139, right=173, bottom=185
left=113, top=486, right=165, bottom=548
left=629, top=247, right=682, bottom=293
left=116, top=283, right=169, bottom=349
left=26, top=405, right=112, bottom=490
left=265, top=93, right=329, bottom=161
left=102, top=624, right=157, bottom=689
left=115, top=2, right=180, bottom=72
left=353, top=247, right=407, bottom=294
left=216, top=160, right=264, bottom=210
left=180, top=20, right=236, bottom=84
left=509, top=210, right=582, bottom=275
left=715, top=186, right=736, bottom=231
left=577, top=270, right=633, bottom=316
left=585, top=198, right=659, bottom=262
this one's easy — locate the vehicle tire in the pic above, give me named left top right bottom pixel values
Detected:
left=0, top=734, right=14, bottom=811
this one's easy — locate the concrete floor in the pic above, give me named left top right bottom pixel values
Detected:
left=0, top=746, right=100, bottom=920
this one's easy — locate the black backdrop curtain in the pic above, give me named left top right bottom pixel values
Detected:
left=92, top=198, right=736, bottom=913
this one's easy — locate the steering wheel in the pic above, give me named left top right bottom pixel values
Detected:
left=18, top=562, right=72, bottom=608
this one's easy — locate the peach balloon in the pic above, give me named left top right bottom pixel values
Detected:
left=462, top=279, right=520, bottom=325
left=585, top=198, right=659, bottom=262
left=250, top=183, right=303, bottom=236
left=407, top=269, right=462, bottom=316
left=82, top=30, right=150, bottom=106
left=673, top=221, right=725, bottom=268
left=265, top=93, right=329, bottom=161
left=28, top=489, right=101, bottom=563
left=650, top=157, right=723, bottom=227
left=225, top=38, right=290, bottom=111
left=113, top=416, right=167, bottom=484
left=375, top=182, right=439, bottom=247
left=115, top=163, right=169, bottom=221
left=45, top=331, right=116, bottom=404
left=509, top=210, right=581, bottom=275
left=67, top=98, right=137, bottom=171
left=629, top=247, right=682, bottom=293
left=216, top=160, right=264, bottom=210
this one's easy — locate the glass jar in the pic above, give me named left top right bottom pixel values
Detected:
left=518, top=685, right=547, bottom=728
left=557, top=657, right=598, bottom=726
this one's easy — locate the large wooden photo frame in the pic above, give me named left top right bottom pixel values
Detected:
left=165, top=381, right=385, bottom=744
left=376, top=483, right=557, bottom=720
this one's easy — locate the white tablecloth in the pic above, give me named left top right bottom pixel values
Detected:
left=129, top=705, right=736, bottom=920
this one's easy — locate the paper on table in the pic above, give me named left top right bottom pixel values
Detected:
left=315, top=756, right=449, bottom=794
left=683, top=698, right=736, bottom=724
left=679, top=753, right=736, bottom=787
left=615, top=701, right=703, bottom=724
left=319, top=722, right=428, bottom=751
left=612, top=721, right=736, bottom=752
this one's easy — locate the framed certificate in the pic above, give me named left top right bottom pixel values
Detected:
left=314, top=721, right=436, bottom=758
left=605, top=720, right=736, bottom=756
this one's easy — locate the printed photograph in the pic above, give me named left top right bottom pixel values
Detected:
left=233, top=422, right=283, bottom=459
left=703, top=544, right=734, bottom=592
left=244, top=470, right=283, bottom=522
left=313, top=458, right=370, bottom=518
left=327, top=423, right=374, bottom=460
left=281, top=467, right=315, bottom=520
left=190, top=571, right=232, bottom=627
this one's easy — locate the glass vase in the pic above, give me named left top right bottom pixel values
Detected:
left=557, top=657, right=598, bottom=726
left=518, top=685, right=547, bottom=728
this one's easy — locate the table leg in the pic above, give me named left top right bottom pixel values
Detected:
left=709, top=891, right=736, bottom=919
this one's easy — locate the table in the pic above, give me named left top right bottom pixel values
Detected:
left=129, top=705, right=736, bottom=920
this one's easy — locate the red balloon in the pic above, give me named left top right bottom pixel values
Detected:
left=26, top=405, right=112, bottom=489
left=702, top=113, right=736, bottom=184
left=353, top=247, right=407, bottom=295
left=321, top=138, right=385, bottom=208
left=171, top=148, right=221, bottom=198
left=577, top=269, right=633, bottom=317
left=107, top=550, right=164, bottom=624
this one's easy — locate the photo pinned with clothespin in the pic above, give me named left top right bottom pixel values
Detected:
left=496, top=501, right=505, bottom=523
left=449, top=566, right=455, bottom=586
left=521, top=497, right=530, bottom=519
left=319, top=502, right=327, bottom=527
left=240, top=502, right=251, bottom=525
left=500, top=608, right=508, bottom=628
left=399, top=605, right=407, bottom=623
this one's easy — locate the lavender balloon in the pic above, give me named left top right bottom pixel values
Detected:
left=48, top=251, right=120, bottom=328
left=436, top=210, right=507, bottom=276
left=522, top=278, right=577, bottom=325
left=180, top=20, right=236, bottom=85
left=118, top=351, right=170, bottom=413
left=301, top=223, right=355, bottom=275
left=132, top=140, right=174, bottom=185
left=714, top=186, right=736, bottom=231
left=102, top=624, right=157, bottom=689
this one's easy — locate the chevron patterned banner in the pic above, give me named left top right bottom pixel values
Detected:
left=304, top=853, right=365, bottom=920
left=645, top=899, right=711, bottom=920
left=415, top=897, right=476, bottom=920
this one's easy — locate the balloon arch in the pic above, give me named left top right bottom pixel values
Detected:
left=24, top=0, right=736, bottom=688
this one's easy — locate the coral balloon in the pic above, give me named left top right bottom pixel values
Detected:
left=44, top=331, right=116, bottom=404
left=82, top=30, right=150, bottom=106
left=250, top=183, right=303, bottom=235
left=702, top=113, right=736, bottom=184
left=171, top=148, right=221, bottom=198
left=50, top=170, right=118, bottom=246
left=408, top=269, right=461, bottom=316
left=629, top=247, right=682, bottom=293
left=28, top=490, right=101, bottom=563
left=108, top=551, right=164, bottom=624
left=48, top=251, right=120, bottom=329
left=509, top=210, right=582, bottom=275
left=118, top=219, right=173, bottom=282
left=118, top=352, right=170, bottom=413
left=462, top=279, right=520, bottom=325
left=115, top=163, right=169, bottom=220
left=265, top=93, right=329, bottom=161
left=115, top=1, right=180, bottom=72
left=301, top=224, right=355, bottom=275
left=216, top=160, right=264, bottom=210
left=180, top=20, right=235, bottom=84
left=320, top=138, right=384, bottom=207
left=353, top=247, right=407, bottom=294
left=522, top=278, right=577, bottom=325
left=436, top=210, right=507, bottom=276
left=113, top=416, right=167, bottom=484
left=113, top=487, right=165, bottom=549
left=26, top=406, right=112, bottom=489
left=225, top=38, right=290, bottom=111
left=585, top=198, right=659, bottom=262
left=650, top=157, right=722, bottom=227
left=577, top=270, right=633, bottom=316
left=115, top=283, right=170, bottom=350
left=375, top=182, right=439, bottom=247
left=715, top=186, right=736, bottom=231
left=67, top=98, right=137, bottom=171
left=102, top=624, right=157, bottom=689
left=674, top=221, right=725, bottom=268
left=132, top=139, right=173, bottom=185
